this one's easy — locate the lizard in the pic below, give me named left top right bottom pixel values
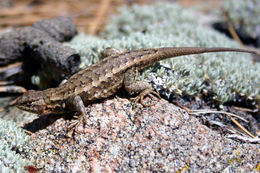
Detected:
left=15, top=46, right=260, bottom=126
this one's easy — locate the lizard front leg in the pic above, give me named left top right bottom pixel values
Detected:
left=65, top=95, right=87, bottom=130
left=124, top=67, right=161, bottom=107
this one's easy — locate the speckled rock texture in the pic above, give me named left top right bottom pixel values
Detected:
left=25, top=98, right=260, bottom=172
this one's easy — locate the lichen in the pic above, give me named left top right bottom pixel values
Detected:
left=64, top=3, right=260, bottom=109
left=0, top=119, right=32, bottom=173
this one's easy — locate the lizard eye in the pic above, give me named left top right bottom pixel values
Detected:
left=26, top=102, right=32, bottom=106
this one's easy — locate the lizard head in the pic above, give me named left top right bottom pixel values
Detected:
left=15, top=90, right=47, bottom=114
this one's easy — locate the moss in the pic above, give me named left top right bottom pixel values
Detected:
left=64, top=3, right=260, bottom=109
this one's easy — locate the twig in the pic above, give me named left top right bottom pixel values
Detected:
left=0, top=86, right=26, bottom=93
left=223, top=11, right=260, bottom=63
left=227, top=134, right=260, bottom=143
left=188, top=109, right=255, bottom=138
left=0, top=62, right=22, bottom=72
left=223, top=10, right=243, bottom=46
left=0, top=81, right=14, bottom=86
left=88, top=0, right=111, bottom=35
left=189, top=109, right=248, bottom=123
left=231, top=106, right=256, bottom=113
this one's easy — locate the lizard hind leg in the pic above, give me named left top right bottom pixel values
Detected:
left=131, top=88, right=161, bottom=107
left=124, top=67, right=161, bottom=108
left=101, top=47, right=127, bottom=59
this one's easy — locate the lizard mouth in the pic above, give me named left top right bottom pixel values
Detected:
left=16, top=102, right=45, bottom=114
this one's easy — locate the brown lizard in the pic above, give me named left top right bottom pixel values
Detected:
left=15, top=47, right=260, bottom=125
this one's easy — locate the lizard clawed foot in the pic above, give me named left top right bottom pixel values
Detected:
left=67, top=114, right=87, bottom=136
left=131, top=88, right=161, bottom=108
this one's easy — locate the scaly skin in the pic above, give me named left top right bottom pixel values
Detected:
left=15, top=47, right=259, bottom=117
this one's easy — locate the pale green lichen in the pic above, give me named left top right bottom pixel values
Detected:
left=0, top=119, right=32, bottom=173
left=64, top=3, right=260, bottom=109
left=221, top=0, right=260, bottom=39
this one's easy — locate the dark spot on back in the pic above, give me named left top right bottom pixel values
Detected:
left=94, top=71, right=100, bottom=76
left=92, top=86, right=102, bottom=93
left=123, top=58, right=128, bottom=64
left=94, top=64, right=102, bottom=69
left=107, top=77, right=112, bottom=81
left=102, top=59, right=108, bottom=64
left=90, top=72, right=100, bottom=81
left=100, top=81, right=107, bottom=86
left=115, top=60, right=122, bottom=68
left=112, top=55, right=119, bottom=59
left=102, top=68, right=107, bottom=74
left=88, top=78, right=93, bottom=83
left=80, top=80, right=84, bottom=85
left=108, top=64, right=114, bottom=71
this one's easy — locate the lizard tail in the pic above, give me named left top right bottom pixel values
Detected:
left=158, top=47, right=260, bottom=59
